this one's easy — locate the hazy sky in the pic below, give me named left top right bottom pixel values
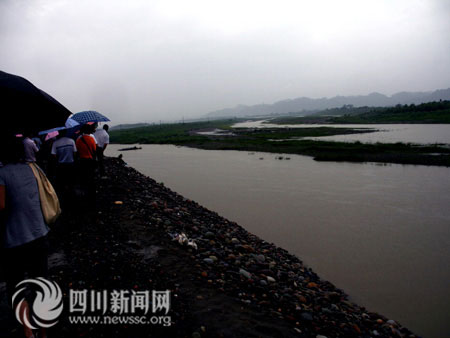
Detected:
left=1, top=0, right=449, bottom=124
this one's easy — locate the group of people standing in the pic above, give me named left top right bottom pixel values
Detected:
left=21, top=123, right=110, bottom=208
left=0, top=122, right=109, bottom=338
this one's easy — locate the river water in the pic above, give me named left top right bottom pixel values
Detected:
left=109, top=143, right=450, bottom=338
left=234, top=120, right=450, bottom=145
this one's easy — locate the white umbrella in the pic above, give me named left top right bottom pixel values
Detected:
left=65, top=117, right=80, bottom=128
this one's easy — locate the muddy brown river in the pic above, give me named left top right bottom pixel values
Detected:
left=109, top=144, right=450, bottom=337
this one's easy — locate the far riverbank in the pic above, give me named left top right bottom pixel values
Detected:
left=110, top=120, right=450, bottom=167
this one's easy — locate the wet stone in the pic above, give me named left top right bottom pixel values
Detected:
left=205, top=231, right=215, bottom=239
left=301, top=312, right=313, bottom=321
left=239, top=269, right=252, bottom=279
left=267, top=276, right=276, bottom=283
left=256, top=254, right=265, bottom=263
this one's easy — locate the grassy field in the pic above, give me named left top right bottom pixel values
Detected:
left=109, top=120, right=235, bottom=144
left=110, top=120, right=450, bottom=167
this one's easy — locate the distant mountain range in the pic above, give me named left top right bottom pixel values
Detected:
left=206, top=88, right=450, bottom=118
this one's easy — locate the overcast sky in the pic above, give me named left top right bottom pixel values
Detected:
left=1, top=0, right=449, bottom=124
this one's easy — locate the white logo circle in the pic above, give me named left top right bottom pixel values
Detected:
left=12, top=277, right=64, bottom=329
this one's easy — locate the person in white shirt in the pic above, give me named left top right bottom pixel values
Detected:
left=93, top=124, right=109, bottom=175
left=51, top=130, right=77, bottom=205
left=51, top=130, right=77, bottom=164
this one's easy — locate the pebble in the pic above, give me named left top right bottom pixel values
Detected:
left=297, top=295, right=307, bottom=303
left=326, top=291, right=341, bottom=302
left=256, top=254, right=265, bottom=263
left=205, top=231, right=214, bottom=239
left=353, top=324, right=361, bottom=334
left=301, top=312, right=313, bottom=321
left=239, top=269, right=252, bottom=279
left=266, top=276, right=276, bottom=283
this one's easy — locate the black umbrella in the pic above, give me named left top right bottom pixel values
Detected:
left=0, top=70, right=72, bottom=137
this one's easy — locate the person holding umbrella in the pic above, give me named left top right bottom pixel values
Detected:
left=75, top=123, right=97, bottom=209
left=71, top=111, right=110, bottom=206
left=0, top=70, right=71, bottom=338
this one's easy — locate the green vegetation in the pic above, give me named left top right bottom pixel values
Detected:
left=271, top=101, right=450, bottom=124
left=110, top=120, right=373, bottom=144
left=194, top=140, right=450, bottom=167
left=109, top=120, right=235, bottom=144
left=110, top=120, right=450, bottom=167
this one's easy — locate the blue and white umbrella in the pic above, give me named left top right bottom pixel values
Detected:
left=65, top=117, right=79, bottom=128
left=71, top=110, right=110, bottom=124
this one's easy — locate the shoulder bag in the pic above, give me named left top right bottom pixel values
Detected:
left=28, top=162, right=61, bottom=224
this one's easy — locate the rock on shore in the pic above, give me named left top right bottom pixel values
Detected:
left=1, top=157, right=418, bottom=337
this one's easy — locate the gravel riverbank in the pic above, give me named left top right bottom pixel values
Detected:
left=0, top=157, right=418, bottom=337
